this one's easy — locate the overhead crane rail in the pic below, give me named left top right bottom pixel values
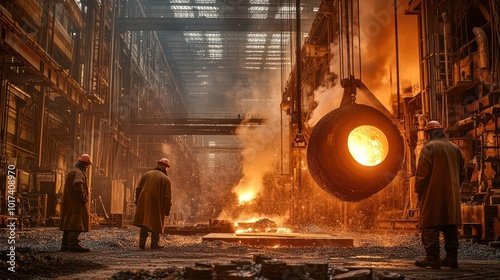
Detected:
left=129, top=113, right=265, bottom=135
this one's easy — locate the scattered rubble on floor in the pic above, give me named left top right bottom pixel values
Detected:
left=0, top=247, right=106, bottom=280
left=0, top=227, right=499, bottom=279
left=107, top=255, right=408, bottom=280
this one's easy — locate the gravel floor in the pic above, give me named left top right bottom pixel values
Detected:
left=1, top=226, right=499, bottom=279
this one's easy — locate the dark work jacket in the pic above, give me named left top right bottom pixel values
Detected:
left=59, top=164, right=90, bottom=232
left=415, top=130, right=466, bottom=228
left=133, top=168, right=172, bottom=233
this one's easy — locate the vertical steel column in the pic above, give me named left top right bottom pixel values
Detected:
left=83, top=0, right=96, bottom=95
left=69, top=109, right=78, bottom=165
left=0, top=56, right=7, bottom=171
left=36, top=87, right=46, bottom=168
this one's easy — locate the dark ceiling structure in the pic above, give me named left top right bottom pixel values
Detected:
left=117, top=0, right=321, bottom=113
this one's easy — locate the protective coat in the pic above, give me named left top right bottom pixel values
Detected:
left=134, top=168, right=172, bottom=233
left=59, top=166, right=90, bottom=232
left=415, top=131, right=466, bottom=229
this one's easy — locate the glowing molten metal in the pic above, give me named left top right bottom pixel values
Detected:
left=238, top=192, right=255, bottom=205
left=347, top=125, right=388, bottom=166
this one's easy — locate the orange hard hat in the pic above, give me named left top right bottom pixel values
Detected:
left=157, top=158, right=171, bottom=167
left=78, top=153, right=93, bottom=164
left=424, top=120, right=443, bottom=132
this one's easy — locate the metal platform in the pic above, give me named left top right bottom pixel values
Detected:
left=202, top=232, right=354, bottom=247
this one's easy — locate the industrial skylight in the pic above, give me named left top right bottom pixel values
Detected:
left=276, top=6, right=297, bottom=19
left=249, top=0, right=269, bottom=19
left=153, top=0, right=321, bottom=109
left=170, top=0, right=219, bottom=18
left=172, top=0, right=296, bottom=72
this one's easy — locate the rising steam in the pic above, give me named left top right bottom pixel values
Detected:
left=217, top=72, right=284, bottom=220
left=308, top=0, right=419, bottom=126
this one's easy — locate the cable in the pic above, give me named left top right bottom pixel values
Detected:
left=296, top=0, right=302, bottom=133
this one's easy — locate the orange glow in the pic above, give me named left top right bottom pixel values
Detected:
left=235, top=227, right=292, bottom=234
left=234, top=177, right=262, bottom=205
left=347, top=125, right=388, bottom=166
left=234, top=219, right=291, bottom=234
left=235, top=228, right=253, bottom=234
left=238, top=192, right=255, bottom=205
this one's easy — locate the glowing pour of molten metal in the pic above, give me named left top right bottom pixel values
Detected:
left=347, top=125, right=389, bottom=166
left=238, top=192, right=255, bottom=205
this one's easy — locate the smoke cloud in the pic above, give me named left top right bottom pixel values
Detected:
left=359, top=0, right=419, bottom=107
left=307, top=43, right=342, bottom=127
left=308, top=0, right=419, bottom=126
left=217, top=72, right=284, bottom=220
left=216, top=0, right=420, bottom=225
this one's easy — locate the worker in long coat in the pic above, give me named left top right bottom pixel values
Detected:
left=134, top=158, right=172, bottom=249
left=414, top=121, right=466, bottom=269
left=59, top=154, right=93, bottom=252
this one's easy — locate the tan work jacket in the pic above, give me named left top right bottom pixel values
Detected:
left=59, top=166, right=90, bottom=232
left=415, top=136, right=466, bottom=229
left=134, top=169, right=172, bottom=233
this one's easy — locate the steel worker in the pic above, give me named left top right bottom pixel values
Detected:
left=414, top=120, right=467, bottom=269
left=134, top=158, right=172, bottom=249
left=59, top=153, right=93, bottom=252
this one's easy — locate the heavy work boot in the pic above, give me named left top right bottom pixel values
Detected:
left=416, top=228, right=441, bottom=269
left=442, top=225, right=459, bottom=269
left=61, top=231, right=70, bottom=251
left=68, top=231, right=90, bottom=253
left=150, top=232, right=164, bottom=249
left=415, top=256, right=441, bottom=269
left=441, top=255, right=458, bottom=269
left=139, top=226, right=149, bottom=250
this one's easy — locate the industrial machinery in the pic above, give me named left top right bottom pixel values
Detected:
left=306, top=0, right=405, bottom=202
left=308, top=102, right=404, bottom=202
left=284, top=0, right=500, bottom=242
left=405, top=0, right=500, bottom=243
left=281, top=0, right=412, bottom=228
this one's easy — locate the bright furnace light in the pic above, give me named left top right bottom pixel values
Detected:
left=347, top=125, right=388, bottom=166
left=238, top=192, right=255, bottom=205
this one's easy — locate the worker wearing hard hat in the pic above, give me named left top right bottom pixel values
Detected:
left=134, top=158, right=172, bottom=249
left=414, top=121, right=467, bottom=269
left=59, top=153, right=93, bottom=252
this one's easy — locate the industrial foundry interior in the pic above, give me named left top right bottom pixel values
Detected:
left=0, top=0, right=500, bottom=278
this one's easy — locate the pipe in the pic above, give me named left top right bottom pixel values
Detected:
left=457, top=116, right=475, bottom=127
left=394, top=0, right=401, bottom=119
left=421, top=0, right=433, bottom=119
left=473, top=27, right=492, bottom=93
left=473, top=27, right=490, bottom=70
left=441, top=12, right=450, bottom=127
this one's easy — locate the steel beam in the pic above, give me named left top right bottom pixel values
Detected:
left=0, top=6, right=91, bottom=111
left=129, top=125, right=241, bottom=135
left=117, top=18, right=302, bottom=32
left=130, top=116, right=264, bottom=125
left=129, top=115, right=265, bottom=135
